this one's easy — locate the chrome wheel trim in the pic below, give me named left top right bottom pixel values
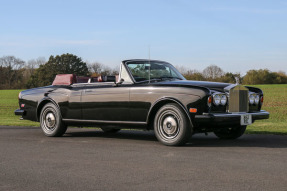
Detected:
left=157, top=110, right=181, bottom=141
left=41, top=108, right=57, bottom=134
left=46, top=113, right=56, bottom=128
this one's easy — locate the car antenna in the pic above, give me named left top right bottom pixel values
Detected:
left=148, top=45, right=151, bottom=83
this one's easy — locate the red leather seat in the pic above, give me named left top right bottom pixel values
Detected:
left=76, top=76, right=89, bottom=83
left=52, top=74, right=77, bottom=85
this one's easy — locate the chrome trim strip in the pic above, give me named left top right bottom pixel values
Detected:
left=62, top=119, right=147, bottom=125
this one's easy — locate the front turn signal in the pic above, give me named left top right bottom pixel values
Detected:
left=189, top=108, right=197, bottom=113
left=207, top=96, right=212, bottom=107
left=260, top=96, right=264, bottom=104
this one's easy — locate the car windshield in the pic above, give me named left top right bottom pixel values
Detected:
left=126, top=61, right=185, bottom=83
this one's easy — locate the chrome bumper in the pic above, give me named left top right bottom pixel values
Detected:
left=14, top=109, right=25, bottom=116
left=194, top=110, right=269, bottom=123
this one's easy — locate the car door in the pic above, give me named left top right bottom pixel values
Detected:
left=81, top=84, right=130, bottom=121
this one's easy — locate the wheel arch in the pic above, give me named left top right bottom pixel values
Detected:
left=36, top=97, right=61, bottom=122
left=147, top=97, right=193, bottom=129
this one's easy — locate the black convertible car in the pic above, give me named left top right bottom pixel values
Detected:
left=15, top=59, right=269, bottom=146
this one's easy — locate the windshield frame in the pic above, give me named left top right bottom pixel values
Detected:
left=123, top=60, right=186, bottom=84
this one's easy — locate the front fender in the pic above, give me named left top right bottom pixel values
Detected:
left=146, top=97, right=193, bottom=127
left=36, top=97, right=61, bottom=121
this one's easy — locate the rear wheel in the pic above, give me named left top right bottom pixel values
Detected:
left=154, top=103, right=192, bottom=146
left=40, top=103, right=67, bottom=137
left=214, top=125, right=246, bottom=140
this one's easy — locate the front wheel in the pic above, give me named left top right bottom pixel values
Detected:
left=214, top=126, right=247, bottom=140
left=154, top=103, right=192, bottom=146
left=40, top=103, right=67, bottom=137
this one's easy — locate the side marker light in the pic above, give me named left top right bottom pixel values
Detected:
left=189, top=108, right=197, bottom=113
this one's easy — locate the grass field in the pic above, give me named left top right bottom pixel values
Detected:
left=246, top=84, right=287, bottom=134
left=0, top=89, right=39, bottom=127
left=0, top=85, right=286, bottom=134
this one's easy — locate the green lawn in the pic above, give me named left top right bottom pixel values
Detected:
left=0, top=85, right=286, bottom=134
left=0, top=89, right=39, bottom=127
left=246, top=84, right=287, bottom=134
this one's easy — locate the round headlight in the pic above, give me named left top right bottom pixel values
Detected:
left=220, top=94, right=227, bottom=105
left=213, top=94, right=221, bottom=106
left=249, top=94, right=255, bottom=105
left=255, top=94, right=260, bottom=105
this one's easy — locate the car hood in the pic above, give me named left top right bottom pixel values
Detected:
left=157, top=80, right=232, bottom=92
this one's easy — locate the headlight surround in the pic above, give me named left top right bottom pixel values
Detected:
left=212, top=93, right=227, bottom=106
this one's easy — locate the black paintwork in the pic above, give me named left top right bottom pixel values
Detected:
left=15, top=59, right=269, bottom=132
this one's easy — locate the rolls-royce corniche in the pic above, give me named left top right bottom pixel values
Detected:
left=15, top=59, right=269, bottom=146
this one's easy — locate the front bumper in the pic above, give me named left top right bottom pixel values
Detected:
left=194, top=110, right=269, bottom=126
left=14, top=109, right=25, bottom=116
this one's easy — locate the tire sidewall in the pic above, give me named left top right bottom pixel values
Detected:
left=40, top=103, right=66, bottom=137
left=154, top=103, right=191, bottom=146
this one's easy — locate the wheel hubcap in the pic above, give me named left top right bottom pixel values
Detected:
left=157, top=110, right=181, bottom=140
left=163, top=116, right=178, bottom=135
left=45, top=113, right=56, bottom=129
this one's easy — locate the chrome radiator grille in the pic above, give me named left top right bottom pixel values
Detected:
left=228, top=85, right=249, bottom=113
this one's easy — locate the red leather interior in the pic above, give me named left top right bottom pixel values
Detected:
left=52, top=74, right=77, bottom=85
left=76, top=76, right=90, bottom=83
left=91, top=77, right=98, bottom=82
left=52, top=74, right=118, bottom=85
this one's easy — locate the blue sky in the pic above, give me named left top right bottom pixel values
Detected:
left=0, top=0, right=286, bottom=73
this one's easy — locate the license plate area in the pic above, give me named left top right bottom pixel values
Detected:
left=240, top=114, right=252, bottom=125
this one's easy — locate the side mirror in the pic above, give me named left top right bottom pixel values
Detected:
left=114, top=78, right=124, bottom=86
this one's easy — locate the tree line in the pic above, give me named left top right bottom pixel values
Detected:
left=0, top=53, right=286, bottom=89
left=177, top=65, right=287, bottom=84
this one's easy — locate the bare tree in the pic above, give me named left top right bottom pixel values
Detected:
left=0, top=56, right=25, bottom=89
left=25, top=57, right=46, bottom=76
left=202, top=65, right=224, bottom=80
left=88, top=62, right=103, bottom=75
left=88, top=62, right=119, bottom=76
left=175, top=65, right=189, bottom=74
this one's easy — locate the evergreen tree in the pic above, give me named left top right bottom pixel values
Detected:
left=26, top=53, right=88, bottom=88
